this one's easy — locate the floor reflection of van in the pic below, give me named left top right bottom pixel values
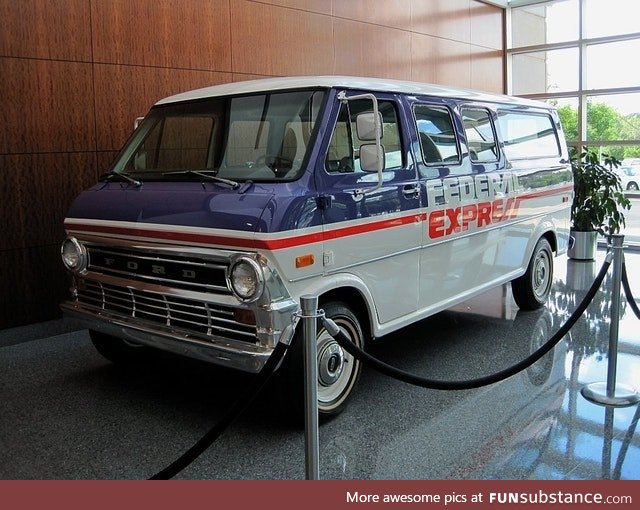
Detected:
left=316, top=308, right=566, bottom=478
left=370, top=310, right=566, bottom=479
left=60, top=77, right=572, bottom=418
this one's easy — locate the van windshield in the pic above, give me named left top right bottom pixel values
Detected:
left=109, top=89, right=326, bottom=183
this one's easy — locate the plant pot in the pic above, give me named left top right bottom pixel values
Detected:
left=566, top=258, right=597, bottom=291
left=568, top=229, right=598, bottom=260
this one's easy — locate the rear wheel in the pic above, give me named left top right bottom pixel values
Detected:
left=278, top=301, right=364, bottom=420
left=89, top=330, right=148, bottom=364
left=511, top=238, right=554, bottom=310
left=627, top=182, right=639, bottom=191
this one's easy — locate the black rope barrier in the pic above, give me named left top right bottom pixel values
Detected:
left=622, top=262, right=640, bottom=321
left=147, top=248, right=626, bottom=479
left=149, top=338, right=291, bottom=480
left=326, top=256, right=612, bottom=391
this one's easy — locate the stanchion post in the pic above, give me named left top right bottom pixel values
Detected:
left=582, top=234, right=640, bottom=407
left=300, top=295, right=320, bottom=480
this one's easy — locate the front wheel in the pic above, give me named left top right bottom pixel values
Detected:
left=277, top=301, right=364, bottom=420
left=627, top=182, right=639, bottom=191
left=511, top=238, right=554, bottom=310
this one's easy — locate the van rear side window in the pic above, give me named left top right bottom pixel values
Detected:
left=461, top=108, right=499, bottom=163
left=414, top=105, right=460, bottom=165
left=497, top=111, right=560, bottom=160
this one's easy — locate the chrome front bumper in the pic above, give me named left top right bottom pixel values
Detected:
left=61, top=301, right=288, bottom=373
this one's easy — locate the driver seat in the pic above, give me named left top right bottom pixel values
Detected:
left=281, top=126, right=299, bottom=163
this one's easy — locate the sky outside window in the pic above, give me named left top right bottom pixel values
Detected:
left=584, top=0, right=640, bottom=38
left=586, top=40, right=640, bottom=92
left=512, top=48, right=578, bottom=95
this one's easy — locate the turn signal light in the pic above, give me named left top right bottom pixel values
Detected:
left=233, top=308, right=256, bottom=326
left=295, top=254, right=315, bottom=268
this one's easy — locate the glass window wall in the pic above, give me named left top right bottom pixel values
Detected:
left=508, top=0, right=640, bottom=160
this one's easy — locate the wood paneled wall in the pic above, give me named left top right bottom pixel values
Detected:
left=0, top=0, right=504, bottom=329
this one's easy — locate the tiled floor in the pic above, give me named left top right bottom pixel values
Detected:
left=0, top=248, right=638, bottom=480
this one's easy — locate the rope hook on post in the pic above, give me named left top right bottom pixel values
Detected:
left=582, top=234, right=640, bottom=407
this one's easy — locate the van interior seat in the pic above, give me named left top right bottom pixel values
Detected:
left=281, top=127, right=298, bottom=162
left=419, top=133, right=442, bottom=164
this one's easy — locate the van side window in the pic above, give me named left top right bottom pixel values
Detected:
left=461, top=108, right=499, bottom=163
left=326, top=99, right=403, bottom=173
left=414, top=105, right=460, bottom=165
left=497, top=111, right=560, bottom=159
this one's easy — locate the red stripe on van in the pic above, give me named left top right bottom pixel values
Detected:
left=65, top=185, right=571, bottom=250
left=65, top=214, right=421, bottom=251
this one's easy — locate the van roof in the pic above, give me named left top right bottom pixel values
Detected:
left=155, top=75, right=550, bottom=109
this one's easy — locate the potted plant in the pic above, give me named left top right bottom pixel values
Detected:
left=568, top=148, right=631, bottom=260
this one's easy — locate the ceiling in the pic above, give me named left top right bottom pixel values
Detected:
left=483, top=0, right=552, bottom=8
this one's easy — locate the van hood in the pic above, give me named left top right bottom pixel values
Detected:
left=64, top=182, right=275, bottom=235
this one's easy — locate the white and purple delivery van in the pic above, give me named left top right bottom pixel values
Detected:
left=60, top=77, right=572, bottom=417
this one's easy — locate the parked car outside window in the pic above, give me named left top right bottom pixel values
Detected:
left=615, top=165, right=640, bottom=191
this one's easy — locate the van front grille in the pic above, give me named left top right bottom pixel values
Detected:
left=86, top=245, right=231, bottom=294
left=76, top=280, right=257, bottom=343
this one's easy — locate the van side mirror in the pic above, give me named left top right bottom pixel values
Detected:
left=356, top=111, right=382, bottom=141
left=337, top=90, right=385, bottom=194
left=356, top=111, right=385, bottom=173
left=360, top=143, right=385, bottom=172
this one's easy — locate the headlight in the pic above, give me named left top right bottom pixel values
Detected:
left=228, top=257, right=264, bottom=302
left=60, top=237, right=87, bottom=273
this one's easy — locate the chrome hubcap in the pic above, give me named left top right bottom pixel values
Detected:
left=533, top=251, right=550, bottom=298
left=318, top=340, right=345, bottom=386
left=314, top=316, right=361, bottom=412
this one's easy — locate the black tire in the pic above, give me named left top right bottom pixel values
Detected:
left=277, top=301, right=364, bottom=421
left=89, top=330, right=148, bottom=364
left=511, top=238, right=554, bottom=310
left=627, top=182, right=639, bottom=191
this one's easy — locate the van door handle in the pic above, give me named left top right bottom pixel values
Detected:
left=402, top=184, right=420, bottom=198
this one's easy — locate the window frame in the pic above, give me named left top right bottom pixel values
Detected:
left=412, top=103, right=462, bottom=167
left=323, top=96, right=406, bottom=176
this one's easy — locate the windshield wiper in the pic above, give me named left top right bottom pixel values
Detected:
left=163, top=170, right=240, bottom=189
left=99, top=170, right=142, bottom=187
